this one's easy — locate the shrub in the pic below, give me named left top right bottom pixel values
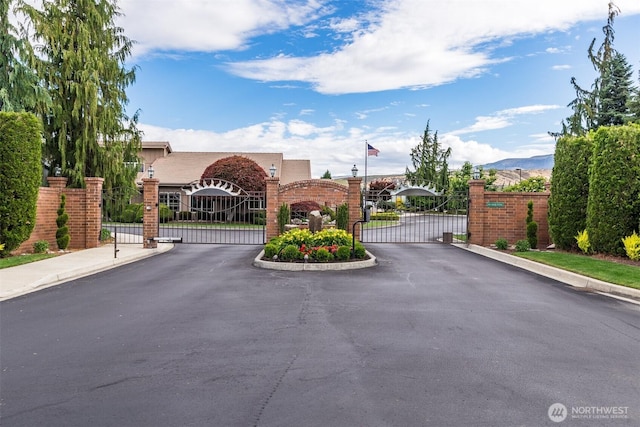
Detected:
left=313, top=247, right=334, bottom=262
left=100, top=228, right=112, bottom=241
left=280, top=244, right=301, bottom=261
left=320, top=205, right=336, bottom=221
left=33, top=240, right=49, bottom=254
left=336, top=203, right=349, bottom=230
left=622, top=232, right=640, bottom=261
left=159, top=203, right=173, bottom=223
left=576, top=229, right=590, bottom=254
left=200, top=155, right=267, bottom=192
left=370, top=212, right=400, bottom=221
left=277, top=203, right=290, bottom=234
left=353, top=241, right=366, bottom=259
left=312, top=228, right=351, bottom=247
left=121, top=203, right=143, bottom=223
left=495, top=238, right=508, bottom=250
left=279, top=228, right=314, bottom=247
left=335, top=245, right=351, bottom=260
left=264, top=243, right=279, bottom=258
left=514, top=239, right=531, bottom=252
left=525, top=200, right=538, bottom=249
left=253, top=210, right=266, bottom=225
left=56, top=194, right=70, bottom=250
left=0, top=112, right=42, bottom=256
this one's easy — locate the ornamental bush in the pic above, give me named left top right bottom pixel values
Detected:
left=622, top=232, right=640, bottom=261
left=576, top=229, right=590, bottom=254
left=514, top=239, right=530, bottom=252
left=313, top=247, right=333, bottom=262
left=200, top=155, right=267, bottom=192
left=33, top=240, right=49, bottom=254
left=56, top=194, right=70, bottom=250
left=0, top=112, right=42, bottom=256
left=264, top=228, right=367, bottom=260
left=336, top=203, right=349, bottom=231
left=281, top=244, right=301, bottom=261
left=495, top=238, right=508, bottom=250
left=525, top=200, right=538, bottom=249
left=335, top=245, right=351, bottom=260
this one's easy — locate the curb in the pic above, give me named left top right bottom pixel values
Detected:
left=253, top=250, right=377, bottom=271
left=457, top=244, right=640, bottom=302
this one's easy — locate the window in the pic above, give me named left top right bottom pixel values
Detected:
left=159, top=192, right=181, bottom=212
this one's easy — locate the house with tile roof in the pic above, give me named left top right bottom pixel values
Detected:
left=136, top=141, right=312, bottom=217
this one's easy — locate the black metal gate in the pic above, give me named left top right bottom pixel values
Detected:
left=101, top=187, right=144, bottom=244
left=360, top=191, right=468, bottom=243
left=158, top=179, right=266, bottom=244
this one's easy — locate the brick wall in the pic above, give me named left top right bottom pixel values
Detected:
left=16, top=177, right=104, bottom=253
left=265, top=178, right=362, bottom=240
left=468, top=180, right=550, bottom=247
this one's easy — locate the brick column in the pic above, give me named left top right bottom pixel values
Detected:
left=265, top=177, right=280, bottom=241
left=347, top=177, right=362, bottom=241
left=142, top=178, right=159, bottom=248
left=468, top=180, right=486, bottom=245
left=84, top=177, right=104, bottom=248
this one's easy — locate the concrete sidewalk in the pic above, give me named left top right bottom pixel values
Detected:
left=0, top=243, right=173, bottom=301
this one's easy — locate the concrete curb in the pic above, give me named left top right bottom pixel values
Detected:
left=457, top=244, right=640, bottom=301
left=253, top=250, right=377, bottom=271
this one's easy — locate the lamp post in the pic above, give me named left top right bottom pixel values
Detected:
left=472, top=167, right=480, bottom=180
left=148, top=165, right=154, bottom=179
left=351, top=164, right=358, bottom=177
left=54, top=166, right=61, bottom=177
left=269, top=164, right=276, bottom=178
left=515, top=168, right=522, bottom=183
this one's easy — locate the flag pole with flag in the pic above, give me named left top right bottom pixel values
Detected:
left=364, top=141, right=379, bottom=209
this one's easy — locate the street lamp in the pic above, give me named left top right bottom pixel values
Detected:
left=515, top=168, right=522, bottom=183
left=269, top=164, right=276, bottom=177
left=351, top=164, right=358, bottom=177
left=148, top=165, right=154, bottom=179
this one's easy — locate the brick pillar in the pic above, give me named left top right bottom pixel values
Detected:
left=468, top=180, right=486, bottom=245
left=47, top=176, right=68, bottom=190
left=142, top=178, right=159, bottom=248
left=84, top=177, right=104, bottom=248
left=347, top=177, right=362, bottom=241
left=265, top=177, right=280, bottom=241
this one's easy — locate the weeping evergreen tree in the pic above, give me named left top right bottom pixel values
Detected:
left=17, top=0, right=141, bottom=190
left=597, top=51, right=634, bottom=127
left=0, top=0, right=49, bottom=112
left=405, top=120, right=451, bottom=191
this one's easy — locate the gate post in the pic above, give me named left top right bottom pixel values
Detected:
left=143, top=178, right=160, bottom=248
left=265, top=177, right=280, bottom=241
left=468, top=179, right=486, bottom=245
left=84, top=177, right=104, bottom=248
left=347, top=177, right=362, bottom=241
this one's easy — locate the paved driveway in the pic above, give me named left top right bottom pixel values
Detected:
left=1, top=244, right=639, bottom=426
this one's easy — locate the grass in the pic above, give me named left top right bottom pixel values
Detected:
left=362, top=220, right=400, bottom=229
left=0, top=253, right=57, bottom=269
left=514, top=251, right=640, bottom=289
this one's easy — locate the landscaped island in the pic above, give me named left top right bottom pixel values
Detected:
left=263, top=228, right=367, bottom=262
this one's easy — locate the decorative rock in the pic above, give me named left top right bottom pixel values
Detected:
left=309, top=210, right=322, bottom=233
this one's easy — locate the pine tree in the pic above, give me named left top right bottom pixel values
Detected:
left=597, top=52, right=634, bottom=126
left=405, top=120, right=451, bottom=191
left=17, top=0, right=141, bottom=190
left=56, top=193, right=70, bottom=250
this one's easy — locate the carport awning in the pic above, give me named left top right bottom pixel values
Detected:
left=391, top=185, right=442, bottom=197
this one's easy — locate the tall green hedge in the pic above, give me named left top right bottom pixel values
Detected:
left=586, top=125, right=640, bottom=255
left=548, top=135, right=592, bottom=250
left=0, top=112, right=42, bottom=256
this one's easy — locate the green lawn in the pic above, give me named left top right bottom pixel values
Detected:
left=515, top=251, right=640, bottom=289
left=0, top=253, right=57, bottom=269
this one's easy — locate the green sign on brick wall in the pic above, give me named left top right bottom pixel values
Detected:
left=486, top=201, right=505, bottom=208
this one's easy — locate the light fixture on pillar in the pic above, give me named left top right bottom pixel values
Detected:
left=351, top=164, right=358, bottom=177
left=269, top=164, right=276, bottom=177
left=472, top=167, right=480, bottom=180
left=54, top=166, right=61, bottom=177
left=148, top=165, right=154, bottom=179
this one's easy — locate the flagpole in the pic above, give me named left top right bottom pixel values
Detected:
left=364, top=140, right=368, bottom=210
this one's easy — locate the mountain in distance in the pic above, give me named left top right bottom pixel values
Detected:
left=482, top=154, right=554, bottom=170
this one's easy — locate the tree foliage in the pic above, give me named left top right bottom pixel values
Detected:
left=200, top=155, right=267, bottom=192
left=503, top=176, right=547, bottom=193
left=17, top=0, right=141, bottom=189
left=321, top=169, right=332, bottom=179
left=0, top=0, right=49, bottom=112
left=448, top=162, right=497, bottom=194
left=548, top=135, right=592, bottom=250
left=0, top=112, right=42, bottom=256
left=405, top=120, right=451, bottom=191
left=586, top=125, right=640, bottom=255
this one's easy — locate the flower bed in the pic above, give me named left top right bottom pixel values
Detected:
left=263, top=228, right=367, bottom=262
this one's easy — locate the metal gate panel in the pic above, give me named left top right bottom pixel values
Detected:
left=361, top=192, right=468, bottom=243
left=101, top=187, right=144, bottom=244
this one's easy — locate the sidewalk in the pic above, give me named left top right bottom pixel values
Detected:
left=0, top=243, right=173, bottom=301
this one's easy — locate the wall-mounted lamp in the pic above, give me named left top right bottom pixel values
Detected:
left=148, top=165, right=154, bottom=179
left=269, top=164, right=276, bottom=177
left=351, top=164, right=358, bottom=177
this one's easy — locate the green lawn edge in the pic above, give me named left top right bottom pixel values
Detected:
left=514, top=251, right=640, bottom=289
left=0, top=253, right=57, bottom=269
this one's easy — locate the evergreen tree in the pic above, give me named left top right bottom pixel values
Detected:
left=405, top=120, right=451, bottom=191
left=596, top=52, right=634, bottom=126
left=0, top=0, right=48, bottom=112
left=321, top=169, right=332, bottom=179
left=17, top=0, right=141, bottom=190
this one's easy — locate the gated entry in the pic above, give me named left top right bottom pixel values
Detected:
left=102, top=180, right=266, bottom=245
left=360, top=187, right=468, bottom=243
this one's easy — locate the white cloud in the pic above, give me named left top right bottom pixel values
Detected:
left=552, top=64, right=572, bottom=70
left=450, top=105, right=562, bottom=135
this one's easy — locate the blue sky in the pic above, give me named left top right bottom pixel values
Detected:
left=19, top=0, right=640, bottom=177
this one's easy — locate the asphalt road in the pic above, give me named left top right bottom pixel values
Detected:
left=1, top=244, right=639, bottom=426
left=361, top=213, right=467, bottom=243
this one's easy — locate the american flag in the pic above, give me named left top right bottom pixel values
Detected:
left=367, top=143, right=380, bottom=156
